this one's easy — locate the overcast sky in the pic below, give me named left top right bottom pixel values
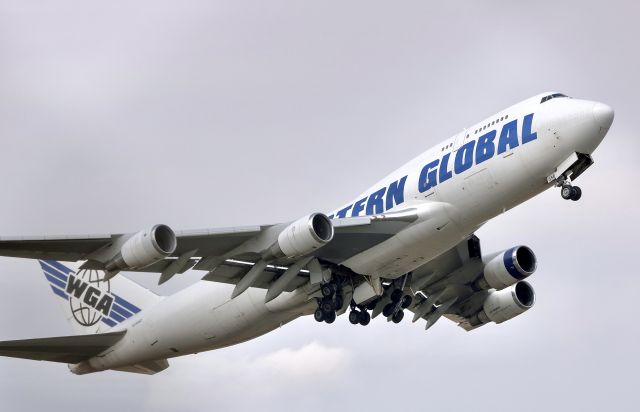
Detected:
left=1, top=1, right=639, bottom=411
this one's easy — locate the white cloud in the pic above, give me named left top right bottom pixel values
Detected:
left=144, top=342, right=351, bottom=411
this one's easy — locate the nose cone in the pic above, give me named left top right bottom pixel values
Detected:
left=592, top=102, right=614, bottom=129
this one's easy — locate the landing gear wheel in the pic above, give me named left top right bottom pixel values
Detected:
left=570, top=186, right=582, bottom=201
left=358, top=311, right=371, bottom=326
left=365, top=301, right=377, bottom=311
left=314, top=308, right=325, bottom=322
left=561, top=185, right=573, bottom=200
left=320, top=300, right=334, bottom=313
left=335, top=296, right=344, bottom=311
left=392, top=310, right=404, bottom=324
left=390, top=289, right=403, bottom=302
left=321, top=284, right=333, bottom=298
left=400, top=295, right=413, bottom=309
left=382, top=303, right=395, bottom=317
left=349, top=310, right=360, bottom=325
left=324, top=311, right=336, bottom=324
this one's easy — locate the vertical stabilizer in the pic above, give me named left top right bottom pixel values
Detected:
left=38, top=260, right=162, bottom=335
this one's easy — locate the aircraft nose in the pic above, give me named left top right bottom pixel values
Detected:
left=592, top=102, right=614, bottom=129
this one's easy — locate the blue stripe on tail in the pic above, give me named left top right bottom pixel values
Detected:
left=50, top=285, right=69, bottom=300
left=39, top=261, right=69, bottom=282
left=113, top=294, right=141, bottom=314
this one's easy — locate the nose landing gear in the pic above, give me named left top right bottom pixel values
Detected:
left=554, top=173, right=582, bottom=202
left=561, top=184, right=582, bottom=201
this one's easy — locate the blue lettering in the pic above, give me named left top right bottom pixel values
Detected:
left=386, top=176, right=407, bottom=210
left=454, top=141, right=476, bottom=174
left=366, top=188, right=386, bottom=215
left=439, top=153, right=453, bottom=183
left=522, top=113, right=537, bottom=144
left=497, top=120, right=519, bottom=154
left=475, top=130, right=496, bottom=165
left=418, top=159, right=440, bottom=193
left=351, top=197, right=367, bottom=217
left=335, top=205, right=352, bottom=218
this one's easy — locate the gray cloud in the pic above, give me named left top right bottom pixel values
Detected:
left=0, top=1, right=638, bottom=411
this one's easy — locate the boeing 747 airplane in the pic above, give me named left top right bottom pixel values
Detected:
left=0, top=92, right=613, bottom=374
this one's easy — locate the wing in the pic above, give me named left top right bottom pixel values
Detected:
left=403, top=235, right=489, bottom=330
left=0, top=225, right=265, bottom=262
left=401, top=235, right=534, bottom=332
left=0, top=210, right=418, bottom=289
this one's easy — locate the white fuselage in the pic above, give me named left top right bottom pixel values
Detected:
left=74, top=93, right=612, bottom=373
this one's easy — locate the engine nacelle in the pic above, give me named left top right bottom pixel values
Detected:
left=477, top=281, right=535, bottom=324
left=477, top=246, right=537, bottom=290
left=269, top=213, right=334, bottom=259
left=105, top=224, right=177, bottom=271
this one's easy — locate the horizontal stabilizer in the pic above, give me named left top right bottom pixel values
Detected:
left=0, top=331, right=125, bottom=364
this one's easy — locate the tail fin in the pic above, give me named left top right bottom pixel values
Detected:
left=38, top=260, right=162, bottom=335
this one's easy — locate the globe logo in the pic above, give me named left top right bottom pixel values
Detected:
left=69, top=269, right=111, bottom=327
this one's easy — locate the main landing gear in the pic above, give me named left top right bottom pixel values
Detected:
left=313, top=273, right=415, bottom=327
left=348, top=307, right=371, bottom=326
left=382, top=289, right=412, bottom=324
left=348, top=300, right=375, bottom=326
left=314, top=281, right=343, bottom=324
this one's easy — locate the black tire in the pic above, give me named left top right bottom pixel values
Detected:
left=321, top=284, right=333, bottom=298
left=571, top=186, right=582, bottom=201
left=314, top=308, right=325, bottom=322
left=330, top=283, right=339, bottom=294
left=321, top=300, right=334, bottom=313
left=392, top=310, right=404, bottom=324
left=334, top=296, right=344, bottom=311
left=365, top=300, right=377, bottom=311
left=390, top=289, right=403, bottom=302
left=324, top=311, right=336, bottom=324
left=561, top=185, right=573, bottom=200
left=382, top=303, right=395, bottom=317
left=400, top=295, right=413, bottom=309
left=349, top=310, right=360, bottom=325
left=358, top=311, right=371, bottom=326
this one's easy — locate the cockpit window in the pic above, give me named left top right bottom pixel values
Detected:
left=540, top=93, right=569, bottom=104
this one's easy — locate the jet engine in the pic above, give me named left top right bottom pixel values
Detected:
left=105, top=224, right=177, bottom=272
left=476, top=246, right=537, bottom=290
left=266, top=213, right=334, bottom=259
left=473, top=281, right=535, bottom=325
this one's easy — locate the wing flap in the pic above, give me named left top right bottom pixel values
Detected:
left=0, top=331, right=126, bottom=364
left=201, top=259, right=308, bottom=292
